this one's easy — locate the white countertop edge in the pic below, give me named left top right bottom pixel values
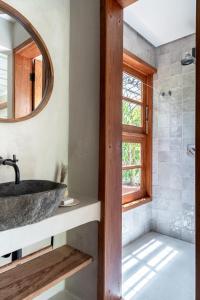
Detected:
left=0, top=199, right=101, bottom=256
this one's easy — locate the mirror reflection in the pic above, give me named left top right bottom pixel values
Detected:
left=0, top=11, right=44, bottom=120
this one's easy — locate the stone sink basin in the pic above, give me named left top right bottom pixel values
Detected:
left=0, top=180, right=66, bottom=231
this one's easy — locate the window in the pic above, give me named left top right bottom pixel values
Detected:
left=122, top=51, right=156, bottom=208
left=0, top=53, right=8, bottom=102
left=0, top=53, right=8, bottom=118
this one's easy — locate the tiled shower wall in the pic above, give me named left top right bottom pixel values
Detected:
left=152, top=34, right=195, bottom=243
left=123, top=23, right=195, bottom=246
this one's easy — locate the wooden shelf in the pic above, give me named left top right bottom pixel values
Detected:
left=0, top=245, right=93, bottom=300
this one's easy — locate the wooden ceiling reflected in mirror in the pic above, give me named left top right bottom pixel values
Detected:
left=0, top=1, right=53, bottom=122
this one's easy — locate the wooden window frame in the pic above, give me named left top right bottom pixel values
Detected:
left=122, top=50, right=156, bottom=210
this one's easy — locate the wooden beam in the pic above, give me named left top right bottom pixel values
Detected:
left=123, top=49, right=157, bottom=75
left=196, top=0, right=200, bottom=299
left=117, top=0, right=138, bottom=8
left=99, top=0, right=123, bottom=299
left=0, top=245, right=92, bottom=300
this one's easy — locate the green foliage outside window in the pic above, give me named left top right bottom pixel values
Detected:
left=122, top=142, right=141, bottom=186
left=122, top=72, right=143, bottom=189
left=122, top=100, right=141, bottom=127
left=122, top=169, right=141, bottom=187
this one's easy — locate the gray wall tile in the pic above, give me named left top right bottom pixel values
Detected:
left=123, top=26, right=195, bottom=246
left=152, top=34, right=195, bottom=243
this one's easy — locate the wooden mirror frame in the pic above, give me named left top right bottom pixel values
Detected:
left=0, top=0, right=54, bottom=123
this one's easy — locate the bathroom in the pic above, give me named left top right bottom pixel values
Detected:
left=0, top=0, right=198, bottom=300
left=122, top=1, right=195, bottom=299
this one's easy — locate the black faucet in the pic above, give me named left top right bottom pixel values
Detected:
left=0, top=155, right=20, bottom=184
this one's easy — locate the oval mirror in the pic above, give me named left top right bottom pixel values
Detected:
left=0, top=2, right=53, bottom=122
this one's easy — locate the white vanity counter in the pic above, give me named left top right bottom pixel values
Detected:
left=0, top=199, right=101, bottom=256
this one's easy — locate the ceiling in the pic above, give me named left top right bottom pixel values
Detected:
left=124, top=0, right=196, bottom=47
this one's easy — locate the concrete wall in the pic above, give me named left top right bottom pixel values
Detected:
left=13, top=21, right=30, bottom=48
left=0, top=0, right=69, bottom=185
left=0, top=0, right=70, bottom=298
left=0, top=18, right=13, bottom=50
left=152, top=34, right=195, bottom=243
left=68, top=0, right=100, bottom=199
left=124, top=22, right=156, bottom=68
left=67, top=0, right=100, bottom=298
left=122, top=23, right=155, bottom=246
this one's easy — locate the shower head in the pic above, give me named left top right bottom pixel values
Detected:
left=181, top=48, right=196, bottom=66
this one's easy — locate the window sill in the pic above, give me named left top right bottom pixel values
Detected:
left=122, top=197, right=152, bottom=212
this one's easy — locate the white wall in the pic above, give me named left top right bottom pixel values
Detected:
left=13, top=21, right=30, bottom=48
left=68, top=0, right=100, bottom=199
left=0, top=0, right=70, bottom=298
left=0, top=18, right=13, bottom=50
left=66, top=0, right=100, bottom=299
left=0, top=0, right=69, bottom=184
left=124, top=22, right=156, bottom=67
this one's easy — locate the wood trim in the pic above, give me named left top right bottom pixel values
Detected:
left=123, top=49, right=157, bottom=75
left=122, top=96, right=143, bottom=106
left=122, top=165, right=142, bottom=170
left=0, top=1, right=54, bottom=123
left=196, top=0, right=200, bottom=299
left=99, top=0, right=123, bottom=299
left=0, top=245, right=92, bottom=300
left=117, top=0, right=138, bottom=8
left=0, top=246, right=53, bottom=274
left=0, top=102, right=7, bottom=110
left=122, top=133, right=146, bottom=204
left=122, top=56, right=154, bottom=206
left=14, top=39, right=41, bottom=59
left=123, top=63, right=147, bottom=81
left=122, top=130, right=146, bottom=139
left=13, top=38, right=33, bottom=54
left=122, top=197, right=152, bottom=212
left=145, top=75, right=153, bottom=198
left=123, top=124, right=144, bottom=134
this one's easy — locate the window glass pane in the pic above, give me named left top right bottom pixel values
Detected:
left=122, top=142, right=141, bottom=166
left=0, top=53, right=8, bottom=102
left=0, top=53, right=8, bottom=119
left=122, top=100, right=142, bottom=127
left=123, top=72, right=142, bottom=102
left=122, top=168, right=141, bottom=195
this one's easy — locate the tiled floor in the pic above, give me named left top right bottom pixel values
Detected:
left=122, top=232, right=195, bottom=300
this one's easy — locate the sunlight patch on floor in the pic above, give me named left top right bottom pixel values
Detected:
left=122, top=232, right=194, bottom=300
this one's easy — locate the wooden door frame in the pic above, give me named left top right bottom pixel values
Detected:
left=99, top=0, right=199, bottom=299
left=13, top=38, right=42, bottom=118
left=98, top=0, right=137, bottom=299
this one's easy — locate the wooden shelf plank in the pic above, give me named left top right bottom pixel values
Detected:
left=0, top=245, right=93, bottom=300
